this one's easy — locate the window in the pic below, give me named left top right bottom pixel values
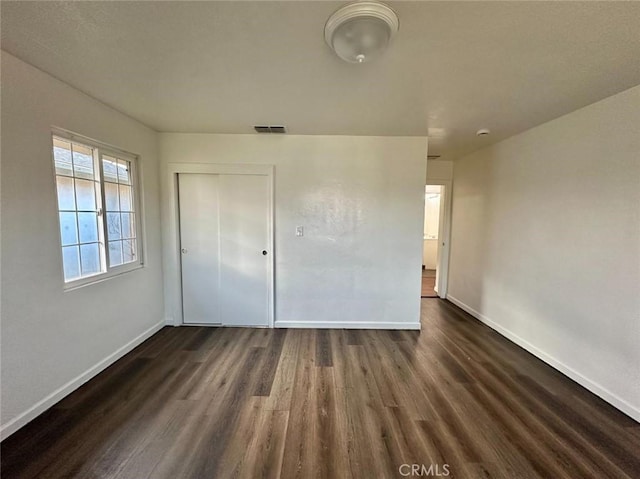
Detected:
left=52, top=133, right=142, bottom=286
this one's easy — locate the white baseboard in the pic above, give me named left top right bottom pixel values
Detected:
left=446, top=295, right=640, bottom=423
left=274, top=321, right=421, bottom=330
left=0, top=320, right=165, bottom=441
left=165, top=316, right=178, bottom=326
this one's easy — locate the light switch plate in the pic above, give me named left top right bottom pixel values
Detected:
left=296, top=226, right=304, bottom=237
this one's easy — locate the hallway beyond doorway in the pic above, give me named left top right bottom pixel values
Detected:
left=421, top=269, right=437, bottom=298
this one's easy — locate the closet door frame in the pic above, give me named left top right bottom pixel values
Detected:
left=166, top=163, right=275, bottom=328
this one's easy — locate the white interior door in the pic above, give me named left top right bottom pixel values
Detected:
left=178, top=173, right=270, bottom=327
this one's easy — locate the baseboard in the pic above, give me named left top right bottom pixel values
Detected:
left=165, top=315, right=178, bottom=326
left=0, top=320, right=165, bottom=441
left=446, top=295, right=640, bottom=423
left=275, top=320, right=421, bottom=330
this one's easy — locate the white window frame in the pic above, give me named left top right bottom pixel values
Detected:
left=51, top=128, right=144, bottom=290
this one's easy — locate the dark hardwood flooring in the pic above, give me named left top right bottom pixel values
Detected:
left=422, top=269, right=437, bottom=298
left=2, top=299, right=639, bottom=478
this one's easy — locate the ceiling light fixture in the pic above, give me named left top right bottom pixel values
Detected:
left=324, top=1, right=399, bottom=64
left=476, top=128, right=491, bottom=136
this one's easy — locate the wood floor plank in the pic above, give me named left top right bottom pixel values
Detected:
left=215, top=396, right=267, bottom=479
left=264, top=330, right=302, bottom=411
left=315, top=329, right=333, bottom=367
left=340, top=344, right=399, bottom=479
left=239, top=409, right=289, bottom=479
left=110, top=399, right=197, bottom=479
left=253, top=329, right=287, bottom=396
left=280, top=330, right=320, bottom=478
left=367, top=330, right=441, bottom=421
left=2, top=299, right=639, bottom=479
left=315, top=367, right=351, bottom=478
left=328, top=329, right=351, bottom=390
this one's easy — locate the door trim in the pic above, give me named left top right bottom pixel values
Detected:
left=166, top=163, right=275, bottom=328
left=425, top=179, right=452, bottom=299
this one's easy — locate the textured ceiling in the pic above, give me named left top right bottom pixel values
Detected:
left=2, top=1, right=640, bottom=160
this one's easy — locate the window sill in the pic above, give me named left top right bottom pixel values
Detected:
left=63, top=262, right=144, bottom=292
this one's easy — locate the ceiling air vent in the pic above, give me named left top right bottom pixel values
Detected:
left=427, top=155, right=441, bottom=160
left=254, top=125, right=287, bottom=134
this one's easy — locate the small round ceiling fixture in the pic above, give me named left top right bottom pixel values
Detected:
left=324, top=1, right=399, bottom=64
left=476, top=128, right=491, bottom=136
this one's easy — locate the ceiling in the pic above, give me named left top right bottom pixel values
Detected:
left=2, top=1, right=640, bottom=160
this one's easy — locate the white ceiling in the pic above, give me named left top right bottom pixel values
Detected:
left=2, top=1, right=640, bottom=160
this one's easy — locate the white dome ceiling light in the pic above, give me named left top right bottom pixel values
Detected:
left=324, top=1, right=399, bottom=64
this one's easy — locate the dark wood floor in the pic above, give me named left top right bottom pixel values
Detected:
left=422, top=269, right=437, bottom=298
left=2, top=300, right=639, bottom=479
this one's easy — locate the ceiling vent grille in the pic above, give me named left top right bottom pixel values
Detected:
left=427, top=155, right=441, bottom=160
left=254, top=125, right=287, bottom=134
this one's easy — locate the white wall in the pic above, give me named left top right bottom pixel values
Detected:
left=0, top=52, right=165, bottom=438
left=426, top=159, right=453, bottom=182
left=160, top=134, right=427, bottom=329
left=422, top=241, right=438, bottom=270
left=448, top=84, right=640, bottom=420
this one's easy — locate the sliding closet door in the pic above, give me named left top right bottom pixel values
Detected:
left=178, top=173, right=270, bottom=327
left=217, top=174, right=270, bottom=327
left=178, top=173, right=221, bottom=325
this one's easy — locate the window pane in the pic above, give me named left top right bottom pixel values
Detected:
left=75, top=179, right=96, bottom=211
left=102, top=157, right=118, bottom=183
left=78, top=212, right=98, bottom=243
left=62, top=245, right=81, bottom=281
left=59, top=212, right=78, bottom=246
left=117, top=159, right=131, bottom=185
left=122, top=239, right=137, bottom=263
left=53, top=139, right=73, bottom=176
left=80, top=243, right=101, bottom=275
left=121, top=213, right=135, bottom=239
left=105, top=182, right=119, bottom=211
left=106, top=212, right=121, bottom=240
left=109, top=241, right=123, bottom=267
left=119, top=185, right=132, bottom=211
left=72, top=144, right=94, bottom=180
left=56, top=176, right=76, bottom=210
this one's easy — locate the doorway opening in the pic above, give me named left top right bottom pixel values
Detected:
left=421, top=185, right=445, bottom=298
